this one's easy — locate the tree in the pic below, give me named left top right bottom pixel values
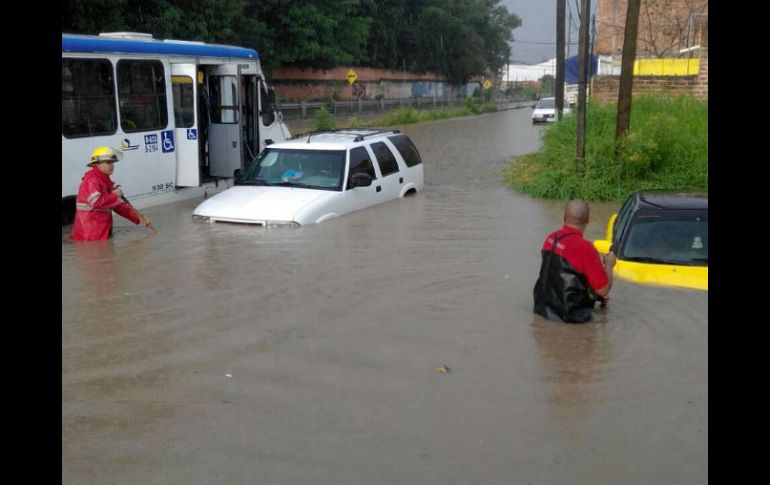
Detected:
left=616, top=0, right=642, bottom=147
left=539, top=74, right=555, bottom=96
left=248, top=0, right=371, bottom=72
left=638, top=0, right=708, bottom=57
left=61, top=0, right=523, bottom=82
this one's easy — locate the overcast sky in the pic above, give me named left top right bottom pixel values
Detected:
left=501, top=0, right=593, bottom=64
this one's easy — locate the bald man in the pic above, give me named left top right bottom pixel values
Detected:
left=534, top=199, right=616, bottom=323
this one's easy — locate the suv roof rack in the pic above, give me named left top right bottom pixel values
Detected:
left=300, top=128, right=401, bottom=144
left=349, top=129, right=400, bottom=142
left=303, top=128, right=339, bottom=143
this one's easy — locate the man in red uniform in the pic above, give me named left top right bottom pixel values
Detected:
left=71, top=146, right=151, bottom=241
left=534, top=199, right=616, bottom=323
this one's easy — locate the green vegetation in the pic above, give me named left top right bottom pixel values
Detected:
left=313, top=107, right=337, bottom=131
left=314, top=102, right=497, bottom=131
left=62, top=0, right=521, bottom=83
left=503, top=95, right=708, bottom=202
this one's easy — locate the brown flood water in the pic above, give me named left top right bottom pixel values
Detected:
left=62, top=108, right=707, bottom=484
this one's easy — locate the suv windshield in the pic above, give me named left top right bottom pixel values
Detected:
left=620, top=212, right=708, bottom=266
left=241, top=148, right=346, bottom=191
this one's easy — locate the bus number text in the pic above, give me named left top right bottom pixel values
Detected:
left=152, top=182, right=175, bottom=192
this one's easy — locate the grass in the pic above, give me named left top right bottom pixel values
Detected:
left=502, top=95, right=708, bottom=202
left=312, top=99, right=498, bottom=131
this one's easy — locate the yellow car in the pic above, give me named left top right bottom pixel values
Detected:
left=593, top=192, right=708, bottom=290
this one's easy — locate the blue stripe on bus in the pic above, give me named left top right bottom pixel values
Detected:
left=62, top=34, right=259, bottom=60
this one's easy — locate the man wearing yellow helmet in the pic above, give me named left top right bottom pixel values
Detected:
left=71, top=147, right=152, bottom=241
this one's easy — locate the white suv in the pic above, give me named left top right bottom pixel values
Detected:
left=193, top=129, right=425, bottom=226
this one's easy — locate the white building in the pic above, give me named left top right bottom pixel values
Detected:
left=503, top=58, right=556, bottom=83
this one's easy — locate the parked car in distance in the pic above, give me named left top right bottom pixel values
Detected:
left=192, top=129, right=424, bottom=226
left=593, top=191, right=708, bottom=290
left=531, top=97, right=571, bottom=124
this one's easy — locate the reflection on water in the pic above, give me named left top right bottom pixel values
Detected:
left=62, top=109, right=706, bottom=485
left=531, top=314, right=612, bottom=442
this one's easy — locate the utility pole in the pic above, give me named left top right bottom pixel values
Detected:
left=556, top=0, right=566, bottom=120
left=615, top=0, right=642, bottom=148
left=576, top=0, right=591, bottom=165
left=567, top=10, right=572, bottom=57
left=589, top=13, right=596, bottom=95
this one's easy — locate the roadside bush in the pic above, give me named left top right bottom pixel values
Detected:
left=503, top=95, right=708, bottom=202
left=313, top=107, right=337, bottom=131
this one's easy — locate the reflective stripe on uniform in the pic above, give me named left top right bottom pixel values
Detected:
left=76, top=203, right=110, bottom=212
left=86, top=191, right=101, bottom=206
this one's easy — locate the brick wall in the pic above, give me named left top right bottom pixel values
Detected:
left=270, top=66, right=471, bottom=102
left=595, top=0, right=708, bottom=58
left=591, top=55, right=707, bottom=103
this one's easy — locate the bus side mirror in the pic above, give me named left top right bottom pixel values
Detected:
left=261, top=87, right=277, bottom=125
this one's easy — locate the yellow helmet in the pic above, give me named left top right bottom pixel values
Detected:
left=88, top=146, right=124, bottom=167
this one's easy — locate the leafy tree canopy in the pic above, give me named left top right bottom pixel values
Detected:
left=62, top=0, right=521, bottom=82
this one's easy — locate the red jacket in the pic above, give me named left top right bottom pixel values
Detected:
left=71, top=167, right=140, bottom=241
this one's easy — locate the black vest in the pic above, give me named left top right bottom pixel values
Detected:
left=533, top=231, right=597, bottom=323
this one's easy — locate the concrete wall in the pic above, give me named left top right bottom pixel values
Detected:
left=270, top=66, right=479, bottom=102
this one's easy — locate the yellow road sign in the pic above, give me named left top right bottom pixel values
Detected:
left=483, top=79, right=492, bottom=90
left=347, top=68, right=358, bottom=85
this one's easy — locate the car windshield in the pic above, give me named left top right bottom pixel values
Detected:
left=620, top=212, right=708, bottom=266
left=241, top=148, right=345, bottom=191
left=537, top=98, right=555, bottom=109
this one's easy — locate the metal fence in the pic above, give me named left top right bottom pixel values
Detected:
left=278, top=96, right=536, bottom=121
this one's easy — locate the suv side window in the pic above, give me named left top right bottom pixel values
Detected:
left=347, top=146, right=377, bottom=190
left=387, top=134, right=423, bottom=167
left=370, top=141, right=400, bottom=176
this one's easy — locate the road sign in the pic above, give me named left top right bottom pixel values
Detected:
left=347, top=68, right=358, bottom=85
left=483, top=79, right=492, bottom=90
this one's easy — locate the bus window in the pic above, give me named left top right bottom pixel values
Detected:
left=210, top=75, right=238, bottom=124
left=117, top=60, right=168, bottom=132
left=171, top=75, right=195, bottom=128
left=62, top=59, right=117, bottom=138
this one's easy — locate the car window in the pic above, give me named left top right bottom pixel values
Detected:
left=370, top=141, right=400, bottom=176
left=241, top=148, right=345, bottom=190
left=621, top=212, right=708, bottom=266
left=387, top=134, right=423, bottom=167
left=613, top=194, right=636, bottom=250
left=537, top=98, right=555, bottom=109
left=347, top=146, right=377, bottom=190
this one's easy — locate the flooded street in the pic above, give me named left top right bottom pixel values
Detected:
left=62, top=108, right=707, bottom=484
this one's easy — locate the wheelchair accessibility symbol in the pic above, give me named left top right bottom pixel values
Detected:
left=161, top=130, right=175, bottom=153
left=186, top=128, right=197, bottom=140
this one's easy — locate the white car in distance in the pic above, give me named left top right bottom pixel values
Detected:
left=531, top=97, right=571, bottom=124
left=192, top=129, right=425, bottom=227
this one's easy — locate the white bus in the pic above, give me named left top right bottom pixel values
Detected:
left=62, top=32, right=291, bottom=224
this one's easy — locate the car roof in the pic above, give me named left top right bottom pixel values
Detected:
left=270, top=129, right=403, bottom=150
left=635, top=191, right=708, bottom=210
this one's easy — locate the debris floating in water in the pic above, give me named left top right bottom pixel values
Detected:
left=435, top=365, right=450, bottom=374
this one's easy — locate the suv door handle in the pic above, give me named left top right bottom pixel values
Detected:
left=376, top=186, right=381, bottom=192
